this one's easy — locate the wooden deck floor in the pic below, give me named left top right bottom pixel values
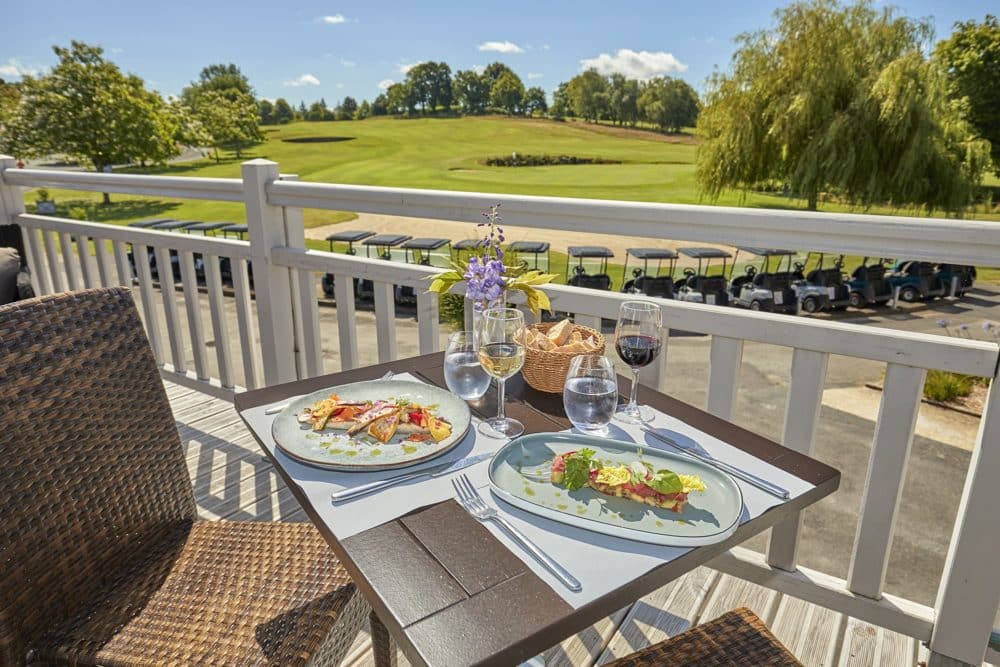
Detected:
left=167, top=380, right=936, bottom=667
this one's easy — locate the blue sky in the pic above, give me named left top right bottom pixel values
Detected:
left=2, top=1, right=996, bottom=105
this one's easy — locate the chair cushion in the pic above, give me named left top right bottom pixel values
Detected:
left=30, top=521, right=366, bottom=667
left=603, top=607, right=802, bottom=667
left=0, top=247, right=20, bottom=305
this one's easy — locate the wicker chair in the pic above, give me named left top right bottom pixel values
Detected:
left=604, top=607, right=802, bottom=666
left=0, top=287, right=367, bottom=666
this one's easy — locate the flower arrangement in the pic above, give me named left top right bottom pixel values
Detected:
left=427, top=203, right=556, bottom=314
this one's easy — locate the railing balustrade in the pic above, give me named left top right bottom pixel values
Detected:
left=2, top=155, right=999, bottom=666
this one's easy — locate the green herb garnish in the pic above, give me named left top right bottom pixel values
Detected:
left=563, top=448, right=596, bottom=491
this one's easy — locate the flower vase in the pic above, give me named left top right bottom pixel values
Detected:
left=467, top=292, right=506, bottom=345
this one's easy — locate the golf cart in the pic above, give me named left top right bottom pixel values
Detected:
left=507, top=241, right=551, bottom=272
left=846, top=257, right=894, bottom=308
left=621, top=248, right=678, bottom=299
left=794, top=252, right=851, bottom=313
left=887, top=260, right=946, bottom=303
left=397, top=237, right=451, bottom=305
left=566, top=246, right=614, bottom=291
left=676, top=247, right=732, bottom=305
left=321, top=230, right=375, bottom=297
left=934, top=264, right=976, bottom=297
left=727, top=247, right=801, bottom=313
left=357, top=234, right=412, bottom=301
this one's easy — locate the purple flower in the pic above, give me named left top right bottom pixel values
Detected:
left=936, top=319, right=949, bottom=328
left=464, top=254, right=506, bottom=303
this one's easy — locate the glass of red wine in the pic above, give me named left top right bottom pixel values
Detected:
left=614, top=300, right=663, bottom=424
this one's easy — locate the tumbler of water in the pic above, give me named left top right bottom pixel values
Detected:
left=444, top=331, right=492, bottom=400
left=563, top=355, right=618, bottom=436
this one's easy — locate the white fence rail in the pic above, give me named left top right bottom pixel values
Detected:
left=2, top=155, right=999, bottom=665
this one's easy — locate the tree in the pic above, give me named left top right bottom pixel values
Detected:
left=550, top=82, right=571, bottom=119
left=296, top=100, right=307, bottom=120
left=522, top=86, right=548, bottom=116
left=194, top=89, right=262, bottom=160
left=638, top=77, right=699, bottom=132
left=371, top=94, right=389, bottom=116
left=567, top=69, right=609, bottom=121
left=490, top=70, right=525, bottom=115
left=273, top=97, right=294, bottom=124
left=696, top=0, right=991, bottom=212
left=454, top=69, right=490, bottom=114
left=935, top=15, right=1000, bottom=174
left=305, top=98, right=333, bottom=121
left=1, top=41, right=179, bottom=203
left=608, top=74, right=640, bottom=126
left=355, top=99, right=371, bottom=120
left=0, top=78, right=19, bottom=129
left=482, top=62, right=516, bottom=91
left=339, top=96, right=358, bottom=120
left=405, top=61, right=452, bottom=112
left=385, top=82, right=415, bottom=115
left=258, top=99, right=274, bottom=125
left=181, top=63, right=253, bottom=107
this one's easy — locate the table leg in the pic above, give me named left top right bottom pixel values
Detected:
left=370, top=610, right=398, bottom=667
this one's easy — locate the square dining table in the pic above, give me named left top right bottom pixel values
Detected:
left=235, top=352, right=840, bottom=667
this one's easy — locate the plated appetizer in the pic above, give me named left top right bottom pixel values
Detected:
left=551, top=448, right=705, bottom=512
left=299, top=395, right=453, bottom=444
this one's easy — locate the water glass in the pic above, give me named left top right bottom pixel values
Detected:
left=443, top=331, right=491, bottom=400
left=563, top=355, right=618, bottom=436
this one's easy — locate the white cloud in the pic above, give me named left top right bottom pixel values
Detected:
left=527, top=72, right=543, bottom=80
left=283, top=73, right=321, bottom=87
left=320, top=14, right=347, bottom=24
left=542, top=44, right=551, bottom=51
left=340, top=59, right=356, bottom=67
left=478, top=41, right=524, bottom=54
left=580, top=48, right=687, bottom=80
left=397, top=61, right=420, bottom=74
left=0, top=58, right=39, bottom=78
left=377, top=79, right=394, bottom=90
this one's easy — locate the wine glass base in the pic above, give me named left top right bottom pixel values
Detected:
left=478, top=417, right=524, bottom=439
left=614, top=405, right=655, bottom=425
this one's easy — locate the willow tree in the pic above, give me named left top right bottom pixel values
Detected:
left=696, top=0, right=992, bottom=212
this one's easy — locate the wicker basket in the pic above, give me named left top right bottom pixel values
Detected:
left=521, top=322, right=606, bottom=393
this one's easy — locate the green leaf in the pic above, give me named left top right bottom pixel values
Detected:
left=563, top=448, right=596, bottom=491
left=647, top=469, right=683, bottom=495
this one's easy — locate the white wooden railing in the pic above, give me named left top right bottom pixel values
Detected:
left=2, top=155, right=999, bottom=666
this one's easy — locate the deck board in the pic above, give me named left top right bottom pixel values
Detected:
left=167, top=383, right=940, bottom=667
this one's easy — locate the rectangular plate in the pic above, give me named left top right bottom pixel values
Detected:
left=488, top=432, right=745, bottom=547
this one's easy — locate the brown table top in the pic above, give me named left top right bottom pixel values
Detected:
left=235, top=353, right=840, bottom=667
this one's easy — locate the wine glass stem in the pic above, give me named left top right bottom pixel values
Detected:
left=628, top=367, right=640, bottom=411
left=496, top=377, right=506, bottom=422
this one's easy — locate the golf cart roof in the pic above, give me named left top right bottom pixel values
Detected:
left=626, top=248, right=678, bottom=260
left=402, top=237, right=450, bottom=250
left=679, top=247, right=732, bottom=259
left=128, top=218, right=174, bottom=228
left=185, top=221, right=231, bottom=232
left=568, top=246, right=614, bottom=258
left=452, top=238, right=481, bottom=250
left=150, top=219, right=201, bottom=230
left=737, top=247, right=795, bottom=257
left=363, top=234, right=411, bottom=247
left=325, top=230, right=375, bottom=243
left=218, top=223, right=248, bottom=234
left=507, top=241, right=550, bottom=253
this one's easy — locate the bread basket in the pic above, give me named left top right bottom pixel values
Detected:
left=521, top=321, right=606, bottom=393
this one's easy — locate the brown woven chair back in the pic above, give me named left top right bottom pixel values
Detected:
left=0, top=287, right=196, bottom=665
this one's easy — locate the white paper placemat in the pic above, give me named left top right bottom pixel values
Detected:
left=240, top=373, right=816, bottom=608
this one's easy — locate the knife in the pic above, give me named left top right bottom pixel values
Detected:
left=640, top=426, right=791, bottom=500
left=330, top=452, right=493, bottom=502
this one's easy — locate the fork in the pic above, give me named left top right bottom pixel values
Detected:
left=452, top=474, right=582, bottom=592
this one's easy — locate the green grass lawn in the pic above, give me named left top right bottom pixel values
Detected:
left=23, top=115, right=1000, bottom=269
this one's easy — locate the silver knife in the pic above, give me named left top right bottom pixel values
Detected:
left=330, top=452, right=493, bottom=502
left=640, top=426, right=791, bottom=500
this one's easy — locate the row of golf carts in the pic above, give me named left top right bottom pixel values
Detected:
left=610, top=246, right=976, bottom=314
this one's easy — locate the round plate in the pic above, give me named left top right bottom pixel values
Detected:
left=272, top=380, right=472, bottom=471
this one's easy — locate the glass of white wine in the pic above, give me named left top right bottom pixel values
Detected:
left=477, top=307, right=526, bottom=438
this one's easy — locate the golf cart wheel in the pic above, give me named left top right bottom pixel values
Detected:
left=900, top=286, right=920, bottom=303
left=749, top=300, right=762, bottom=312
left=802, top=296, right=820, bottom=314
left=848, top=292, right=865, bottom=308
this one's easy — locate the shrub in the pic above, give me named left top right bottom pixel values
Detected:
left=67, top=206, right=88, bottom=220
left=923, top=370, right=974, bottom=402
left=438, top=292, right=466, bottom=327
left=483, top=154, right=620, bottom=167
left=35, top=188, right=50, bottom=202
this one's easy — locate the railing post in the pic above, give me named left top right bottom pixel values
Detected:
left=242, top=159, right=296, bottom=386
left=929, top=379, right=1000, bottom=666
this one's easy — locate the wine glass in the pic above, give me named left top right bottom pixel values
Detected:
left=477, top=307, right=526, bottom=438
left=443, top=331, right=491, bottom=400
left=563, top=355, right=618, bottom=436
left=614, top=301, right=662, bottom=424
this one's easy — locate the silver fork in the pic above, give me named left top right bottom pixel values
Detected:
left=452, top=474, right=582, bottom=592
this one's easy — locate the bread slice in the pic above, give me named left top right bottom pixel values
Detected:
left=546, top=319, right=574, bottom=346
